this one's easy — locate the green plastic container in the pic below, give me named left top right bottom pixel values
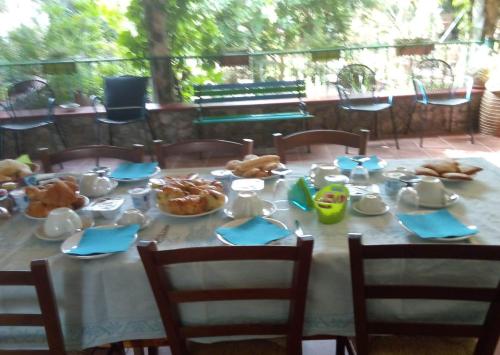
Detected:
left=314, top=184, right=349, bottom=224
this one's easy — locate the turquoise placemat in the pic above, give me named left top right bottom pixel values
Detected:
left=68, top=225, right=140, bottom=255
left=110, top=162, right=158, bottom=179
left=337, top=155, right=382, bottom=171
left=216, top=216, right=291, bottom=245
left=397, top=210, right=478, bottom=239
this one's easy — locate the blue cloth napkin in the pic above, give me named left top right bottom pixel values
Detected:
left=110, top=162, right=158, bottom=179
left=216, top=216, right=291, bottom=245
left=68, top=225, right=140, bottom=255
left=397, top=210, right=477, bottom=239
left=336, top=155, right=382, bottom=171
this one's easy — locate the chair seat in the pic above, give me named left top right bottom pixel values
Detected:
left=0, top=120, right=53, bottom=130
left=341, top=103, right=391, bottom=112
left=189, top=338, right=286, bottom=355
left=425, top=98, right=470, bottom=106
left=97, top=117, right=144, bottom=125
left=368, top=335, right=477, bottom=355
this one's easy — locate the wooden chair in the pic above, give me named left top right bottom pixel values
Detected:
left=273, top=129, right=369, bottom=164
left=153, top=138, right=253, bottom=169
left=0, top=260, right=66, bottom=354
left=347, top=234, right=500, bottom=355
left=38, top=144, right=144, bottom=173
left=137, top=236, right=314, bottom=355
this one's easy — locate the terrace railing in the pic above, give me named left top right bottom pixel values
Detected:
left=0, top=39, right=497, bottom=103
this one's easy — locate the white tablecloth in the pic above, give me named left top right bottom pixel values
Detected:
left=0, top=157, right=499, bottom=350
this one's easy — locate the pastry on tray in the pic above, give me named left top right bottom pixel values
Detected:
left=415, top=159, right=482, bottom=181
left=24, top=176, right=84, bottom=218
left=156, top=177, right=226, bottom=215
left=226, top=154, right=283, bottom=178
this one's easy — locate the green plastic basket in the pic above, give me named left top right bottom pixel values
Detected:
left=314, top=184, right=349, bottom=224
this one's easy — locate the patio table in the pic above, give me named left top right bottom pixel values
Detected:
left=0, top=157, right=499, bottom=350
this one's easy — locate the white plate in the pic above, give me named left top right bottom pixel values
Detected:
left=23, top=195, right=90, bottom=220
left=224, top=200, right=277, bottom=219
left=398, top=218, right=477, bottom=242
left=157, top=196, right=228, bottom=218
left=419, top=191, right=459, bottom=209
left=438, top=176, right=476, bottom=183
left=216, top=217, right=288, bottom=246
left=110, top=167, right=161, bottom=182
left=352, top=202, right=390, bottom=216
left=231, top=172, right=280, bottom=180
left=334, top=157, right=387, bottom=173
left=34, top=217, right=95, bottom=242
left=60, top=225, right=138, bottom=259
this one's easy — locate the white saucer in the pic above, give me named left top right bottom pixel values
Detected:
left=352, top=202, right=390, bottom=216
left=60, top=225, right=138, bottom=259
left=34, top=217, right=95, bottom=242
left=419, top=191, right=459, bottom=209
left=224, top=200, right=277, bottom=219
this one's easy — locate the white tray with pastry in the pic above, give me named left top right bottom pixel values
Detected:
left=23, top=176, right=89, bottom=219
left=156, top=177, right=227, bottom=218
left=226, top=154, right=286, bottom=180
left=414, top=159, right=482, bottom=182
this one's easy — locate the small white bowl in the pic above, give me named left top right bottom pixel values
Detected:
left=88, top=197, right=124, bottom=219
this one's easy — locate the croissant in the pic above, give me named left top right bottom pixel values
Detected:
left=166, top=195, right=207, bottom=215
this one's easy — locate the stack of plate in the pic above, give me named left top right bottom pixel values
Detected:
left=479, top=90, right=500, bottom=136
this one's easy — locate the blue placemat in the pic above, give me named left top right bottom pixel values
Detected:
left=336, top=155, right=382, bottom=171
left=110, top=162, right=158, bottom=179
left=216, top=216, right=291, bottom=245
left=396, top=210, right=478, bottom=239
left=68, top=225, right=140, bottom=255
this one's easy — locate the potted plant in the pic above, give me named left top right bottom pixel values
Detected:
left=311, top=49, right=341, bottom=62
left=395, top=38, right=435, bottom=56
left=218, top=51, right=250, bottom=67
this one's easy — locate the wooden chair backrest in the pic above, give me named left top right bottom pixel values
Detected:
left=153, top=138, right=253, bottom=169
left=0, top=260, right=65, bottom=355
left=138, top=237, right=314, bottom=355
left=348, top=234, right=500, bottom=355
left=38, top=144, right=144, bottom=173
left=273, top=129, right=369, bottom=163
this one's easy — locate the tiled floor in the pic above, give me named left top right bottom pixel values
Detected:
left=70, top=133, right=500, bottom=355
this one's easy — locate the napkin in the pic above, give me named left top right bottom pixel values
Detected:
left=68, top=225, right=140, bottom=255
left=396, top=210, right=477, bottom=239
left=216, top=216, right=291, bottom=246
left=336, top=155, right=382, bottom=171
left=110, top=162, right=158, bottom=179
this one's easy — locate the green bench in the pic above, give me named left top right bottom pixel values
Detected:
left=193, top=80, right=314, bottom=137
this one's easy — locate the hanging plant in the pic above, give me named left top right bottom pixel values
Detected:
left=395, top=38, right=435, bottom=56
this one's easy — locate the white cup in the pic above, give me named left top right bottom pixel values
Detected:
left=117, top=209, right=146, bottom=226
left=310, top=164, right=341, bottom=188
left=80, top=172, right=114, bottom=197
left=10, top=189, right=29, bottom=211
left=129, top=187, right=151, bottom=211
left=415, top=176, right=446, bottom=206
left=358, top=194, right=386, bottom=214
left=44, top=207, right=82, bottom=238
left=231, top=192, right=263, bottom=218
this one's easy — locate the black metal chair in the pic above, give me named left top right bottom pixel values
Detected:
left=92, top=76, right=155, bottom=146
left=334, top=64, right=399, bottom=149
left=0, top=79, right=66, bottom=158
left=409, top=59, right=474, bottom=146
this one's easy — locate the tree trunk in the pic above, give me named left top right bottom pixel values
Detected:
left=471, top=0, right=499, bottom=40
left=143, top=0, right=177, bottom=103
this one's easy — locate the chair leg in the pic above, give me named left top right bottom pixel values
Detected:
left=448, top=106, right=453, bottom=132
left=147, top=347, right=158, bottom=355
left=373, top=111, right=379, bottom=140
left=335, top=108, right=343, bottom=130
left=14, top=131, right=20, bottom=157
left=145, top=118, right=156, bottom=140
left=109, top=124, right=114, bottom=145
left=53, top=121, right=67, bottom=148
left=0, top=129, right=4, bottom=158
left=419, top=105, right=428, bottom=148
left=389, top=107, right=400, bottom=149
left=405, top=100, right=417, bottom=134
left=467, top=102, right=474, bottom=144
left=142, top=120, right=155, bottom=159
left=336, top=337, right=346, bottom=355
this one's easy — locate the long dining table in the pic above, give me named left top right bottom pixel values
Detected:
left=1, top=157, right=499, bottom=350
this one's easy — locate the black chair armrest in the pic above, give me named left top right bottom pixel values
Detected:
left=90, top=95, right=103, bottom=118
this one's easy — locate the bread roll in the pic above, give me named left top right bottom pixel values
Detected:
left=422, top=160, right=459, bottom=174
left=415, top=167, right=440, bottom=177
left=237, top=155, right=280, bottom=171
left=458, top=165, right=482, bottom=175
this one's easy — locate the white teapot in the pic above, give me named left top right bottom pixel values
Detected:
left=80, top=172, right=115, bottom=197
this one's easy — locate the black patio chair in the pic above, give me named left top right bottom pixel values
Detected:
left=92, top=76, right=155, bottom=146
left=409, top=59, right=474, bottom=146
left=334, top=64, right=399, bottom=149
left=0, top=79, right=66, bottom=158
